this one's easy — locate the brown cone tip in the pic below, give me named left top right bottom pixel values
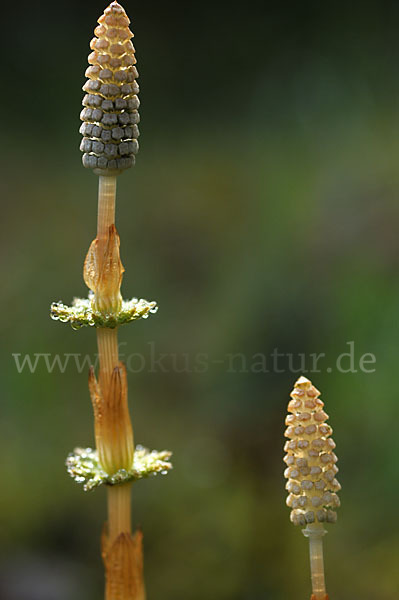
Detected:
left=80, top=1, right=140, bottom=175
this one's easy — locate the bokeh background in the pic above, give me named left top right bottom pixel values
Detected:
left=1, top=0, right=399, bottom=598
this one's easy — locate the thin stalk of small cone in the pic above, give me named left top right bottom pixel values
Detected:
left=303, top=523, right=327, bottom=599
left=308, top=535, right=326, bottom=599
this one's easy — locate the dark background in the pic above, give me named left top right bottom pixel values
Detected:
left=1, top=1, right=399, bottom=598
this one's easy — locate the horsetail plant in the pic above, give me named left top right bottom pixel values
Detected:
left=51, top=2, right=172, bottom=598
left=284, top=376, right=341, bottom=600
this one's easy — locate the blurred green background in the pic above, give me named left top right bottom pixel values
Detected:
left=1, top=0, right=399, bottom=598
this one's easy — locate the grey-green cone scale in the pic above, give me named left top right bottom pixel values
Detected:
left=80, top=1, right=140, bottom=175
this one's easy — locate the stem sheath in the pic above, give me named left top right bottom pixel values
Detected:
left=97, top=327, right=119, bottom=398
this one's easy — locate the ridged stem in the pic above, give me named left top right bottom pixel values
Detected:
left=96, top=175, right=132, bottom=546
left=97, top=175, right=117, bottom=240
left=303, top=524, right=327, bottom=599
left=107, top=483, right=132, bottom=544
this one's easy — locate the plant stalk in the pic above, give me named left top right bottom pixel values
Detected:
left=303, top=523, right=327, bottom=599
left=107, top=483, right=132, bottom=544
left=97, top=175, right=117, bottom=241
left=97, top=175, right=132, bottom=544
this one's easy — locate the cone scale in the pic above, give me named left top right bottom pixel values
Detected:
left=80, top=1, right=140, bottom=175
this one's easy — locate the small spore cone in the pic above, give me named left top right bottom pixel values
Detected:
left=80, top=1, right=140, bottom=175
left=284, top=376, right=341, bottom=527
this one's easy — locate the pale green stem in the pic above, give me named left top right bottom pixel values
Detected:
left=97, top=175, right=117, bottom=240
left=303, top=523, right=327, bottom=599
